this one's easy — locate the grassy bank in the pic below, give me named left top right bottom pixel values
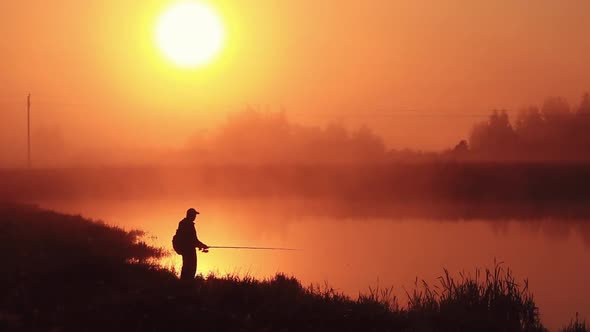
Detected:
left=1, top=203, right=585, bottom=331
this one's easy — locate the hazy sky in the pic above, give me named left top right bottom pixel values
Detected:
left=1, top=0, right=590, bottom=165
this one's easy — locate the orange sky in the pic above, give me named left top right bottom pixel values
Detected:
left=1, top=0, right=590, bottom=166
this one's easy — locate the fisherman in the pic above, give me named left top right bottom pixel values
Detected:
left=173, top=208, right=209, bottom=280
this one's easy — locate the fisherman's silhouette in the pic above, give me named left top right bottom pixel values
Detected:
left=173, top=208, right=209, bottom=280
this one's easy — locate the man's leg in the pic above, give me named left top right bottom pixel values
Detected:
left=180, top=249, right=197, bottom=280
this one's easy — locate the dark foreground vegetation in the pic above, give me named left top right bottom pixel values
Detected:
left=1, top=203, right=586, bottom=332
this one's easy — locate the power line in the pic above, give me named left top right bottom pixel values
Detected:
left=4, top=97, right=590, bottom=119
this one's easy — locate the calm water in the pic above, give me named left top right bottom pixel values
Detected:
left=35, top=198, right=590, bottom=330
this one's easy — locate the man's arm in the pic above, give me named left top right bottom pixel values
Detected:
left=191, top=225, right=208, bottom=250
left=196, top=240, right=209, bottom=250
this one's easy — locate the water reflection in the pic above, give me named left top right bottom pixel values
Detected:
left=34, top=198, right=590, bottom=330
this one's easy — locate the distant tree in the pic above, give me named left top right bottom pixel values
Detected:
left=574, top=92, right=590, bottom=154
left=195, top=109, right=392, bottom=164
left=453, top=140, right=469, bottom=153
left=467, top=94, right=590, bottom=161
left=541, top=96, right=570, bottom=123
left=515, top=106, right=545, bottom=152
left=446, top=140, right=469, bottom=160
left=469, top=110, right=517, bottom=157
left=212, top=108, right=293, bottom=163
left=539, top=97, right=575, bottom=155
left=577, top=92, right=590, bottom=114
left=350, top=125, right=386, bottom=161
left=310, top=123, right=350, bottom=162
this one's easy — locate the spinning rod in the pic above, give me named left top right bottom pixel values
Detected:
left=205, top=246, right=300, bottom=251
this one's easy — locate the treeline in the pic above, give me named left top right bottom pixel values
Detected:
left=186, top=93, right=590, bottom=164
left=459, top=93, right=590, bottom=161
left=187, top=109, right=437, bottom=164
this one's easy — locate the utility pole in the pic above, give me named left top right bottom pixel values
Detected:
left=27, top=93, right=31, bottom=168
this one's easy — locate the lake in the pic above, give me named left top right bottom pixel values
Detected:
left=34, top=197, right=590, bottom=330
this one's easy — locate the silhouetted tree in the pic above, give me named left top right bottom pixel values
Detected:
left=578, top=93, right=590, bottom=114
left=467, top=93, right=590, bottom=161
left=514, top=106, right=545, bottom=157
left=469, top=110, right=517, bottom=158
left=540, top=97, right=573, bottom=155
left=350, top=125, right=386, bottom=162
left=194, top=109, right=389, bottom=164
left=574, top=92, right=590, bottom=154
left=541, top=96, right=570, bottom=122
left=453, top=140, right=469, bottom=153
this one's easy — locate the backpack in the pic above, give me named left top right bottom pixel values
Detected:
left=172, top=233, right=183, bottom=255
left=172, top=224, right=188, bottom=255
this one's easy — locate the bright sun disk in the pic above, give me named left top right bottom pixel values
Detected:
left=156, top=2, right=224, bottom=68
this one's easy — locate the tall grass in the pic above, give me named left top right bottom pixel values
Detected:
left=405, top=263, right=545, bottom=331
left=562, top=313, right=588, bottom=332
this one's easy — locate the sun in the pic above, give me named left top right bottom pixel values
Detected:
left=156, top=2, right=224, bottom=68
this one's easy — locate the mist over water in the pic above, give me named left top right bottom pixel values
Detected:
left=33, top=197, right=590, bottom=331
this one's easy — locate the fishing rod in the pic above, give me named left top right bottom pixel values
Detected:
left=204, top=246, right=300, bottom=251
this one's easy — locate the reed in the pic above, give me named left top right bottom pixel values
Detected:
left=562, top=313, right=588, bottom=332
